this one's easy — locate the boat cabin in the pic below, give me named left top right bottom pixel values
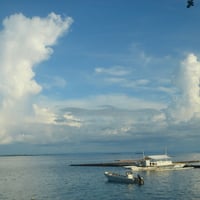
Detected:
left=140, top=154, right=173, bottom=167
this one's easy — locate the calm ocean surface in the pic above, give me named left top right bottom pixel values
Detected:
left=0, top=152, right=199, bottom=200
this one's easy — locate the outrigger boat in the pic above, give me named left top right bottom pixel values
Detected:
left=104, top=171, right=144, bottom=185
left=125, top=154, right=187, bottom=171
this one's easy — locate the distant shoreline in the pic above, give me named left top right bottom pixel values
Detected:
left=0, top=151, right=199, bottom=157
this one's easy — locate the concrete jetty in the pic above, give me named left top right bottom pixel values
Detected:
left=70, top=159, right=139, bottom=167
left=70, top=159, right=200, bottom=167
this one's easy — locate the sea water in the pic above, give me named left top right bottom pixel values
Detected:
left=0, top=152, right=199, bottom=200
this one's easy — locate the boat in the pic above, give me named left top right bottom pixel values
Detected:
left=125, top=154, right=187, bottom=171
left=104, top=171, right=144, bottom=185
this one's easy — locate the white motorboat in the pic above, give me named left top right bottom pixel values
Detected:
left=104, top=171, right=144, bottom=185
left=125, top=154, right=187, bottom=171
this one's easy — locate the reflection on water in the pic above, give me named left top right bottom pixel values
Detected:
left=0, top=153, right=199, bottom=200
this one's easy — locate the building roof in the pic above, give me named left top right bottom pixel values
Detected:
left=146, top=154, right=171, bottom=160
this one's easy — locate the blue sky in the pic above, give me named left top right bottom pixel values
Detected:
left=0, top=0, right=200, bottom=154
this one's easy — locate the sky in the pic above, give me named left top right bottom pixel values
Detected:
left=0, top=0, right=200, bottom=155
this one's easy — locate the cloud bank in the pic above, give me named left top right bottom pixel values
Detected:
left=0, top=13, right=73, bottom=144
left=0, top=12, right=199, bottom=153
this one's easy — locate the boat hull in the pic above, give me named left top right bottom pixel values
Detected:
left=104, top=171, right=144, bottom=184
left=126, top=163, right=190, bottom=171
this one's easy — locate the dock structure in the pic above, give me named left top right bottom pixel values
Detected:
left=70, top=159, right=200, bottom=167
left=70, top=159, right=139, bottom=167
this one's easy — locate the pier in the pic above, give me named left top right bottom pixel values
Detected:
left=70, top=159, right=139, bottom=167
left=70, top=159, right=200, bottom=167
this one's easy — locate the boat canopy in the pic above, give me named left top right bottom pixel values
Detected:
left=146, top=155, right=171, bottom=160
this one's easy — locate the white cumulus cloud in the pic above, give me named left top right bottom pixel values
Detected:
left=0, top=13, right=73, bottom=144
left=167, top=53, right=200, bottom=122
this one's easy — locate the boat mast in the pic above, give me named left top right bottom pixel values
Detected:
left=142, top=150, right=145, bottom=159
left=165, top=147, right=168, bottom=155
